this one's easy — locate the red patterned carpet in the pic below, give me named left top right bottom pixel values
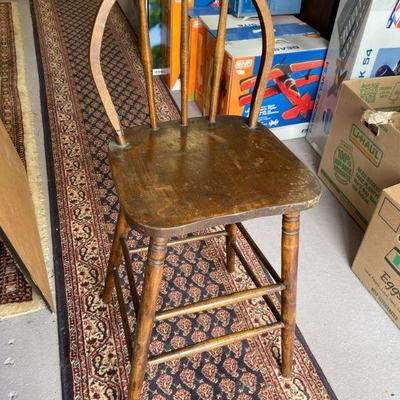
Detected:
left=0, top=3, right=33, bottom=305
left=31, top=0, right=337, bottom=398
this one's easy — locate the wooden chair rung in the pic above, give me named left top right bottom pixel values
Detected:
left=120, top=238, right=140, bottom=315
left=231, top=241, right=281, bottom=322
left=113, top=268, right=133, bottom=357
left=155, top=283, right=284, bottom=321
left=129, top=230, right=228, bottom=255
left=237, top=223, right=282, bottom=284
left=148, top=321, right=284, bottom=366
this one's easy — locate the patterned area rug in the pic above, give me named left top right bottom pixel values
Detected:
left=0, top=3, right=33, bottom=305
left=31, top=0, right=337, bottom=398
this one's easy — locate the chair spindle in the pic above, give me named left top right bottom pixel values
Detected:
left=208, top=0, right=229, bottom=124
left=181, top=0, right=189, bottom=126
left=248, top=0, right=274, bottom=128
left=138, top=0, right=158, bottom=129
left=208, top=0, right=274, bottom=128
left=90, top=0, right=126, bottom=145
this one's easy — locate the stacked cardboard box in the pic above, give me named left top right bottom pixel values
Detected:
left=163, top=0, right=305, bottom=90
left=353, top=183, right=400, bottom=329
left=195, top=15, right=327, bottom=140
left=229, top=0, right=302, bottom=18
left=162, top=0, right=211, bottom=89
left=318, top=76, right=400, bottom=229
left=307, top=0, right=400, bottom=155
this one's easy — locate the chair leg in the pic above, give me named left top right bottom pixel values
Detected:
left=128, top=236, right=168, bottom=400
left=103, top=210, right=129, bottom=304
left=225, top=224, right=237, bottom=273
left=281, top=212, right=300, bottom=378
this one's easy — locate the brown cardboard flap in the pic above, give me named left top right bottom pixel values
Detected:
left=379, top=198, right=400, bottom=231
left=0, top=120, right=53, bottom=311
left=345, top=77, right=400, bottom=110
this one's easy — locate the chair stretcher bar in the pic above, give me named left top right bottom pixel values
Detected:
left=120, top=237, right=140, bottom=315
left=237, top=223, right=281, bottom=284
left=155, top=283, right=284, bottom=321
left=148, top=321, right=284, bottom=366
left=129, top=230, right=228, bottom=255
left=113, top=268, right=133, bottom=357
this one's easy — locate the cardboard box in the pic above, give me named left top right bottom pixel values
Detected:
left=192, top=12, right=268, bottom=100
left=194, top=14, right=266, bottom=107
left=307, top=0, right=400, bottom=155
left=197, top=16, right=327, bottom=140
left=188, top=14, right=205, bottom=100
left=229, top=0, right=302, bottom=18
left=161, top=0, right=196, bottom=88
left=353, top=183, right=400, bottom=328
left=318, top=76, right=400, bottom=229
left=162, top=1, right=220, bottom=90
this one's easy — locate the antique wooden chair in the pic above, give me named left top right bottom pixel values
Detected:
left=90, top=0, right=321, bottom=398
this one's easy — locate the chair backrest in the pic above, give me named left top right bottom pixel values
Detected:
left=90, top=0, right=274, bottom=146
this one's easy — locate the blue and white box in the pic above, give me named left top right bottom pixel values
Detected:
left=200, top=14, right=317, bottom=41
left=307, top=0, right=400, bottom=154
left=229, top=0, right=302, bottom=18
left=199, top=14, right=328, bottom=140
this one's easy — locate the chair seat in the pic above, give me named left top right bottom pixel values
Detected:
left=109, top=116, right=321, bottom=237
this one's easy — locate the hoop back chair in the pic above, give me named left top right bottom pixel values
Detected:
left=90, top=0, right=321, bottom=398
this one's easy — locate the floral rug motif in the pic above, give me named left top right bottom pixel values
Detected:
left=31, top=0, right=337, bottom=398
left=0, top=3, right=33, bottom=305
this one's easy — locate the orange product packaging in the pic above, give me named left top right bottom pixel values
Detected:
left=197, top=15, right=328, bottom=140
left=162, top=0, right=194, bottom=90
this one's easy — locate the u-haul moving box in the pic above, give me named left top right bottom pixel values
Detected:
left=353, top=183, right=400, bottom=329
left=319, top=76, right=400, bottom=230
left=196, top=16, right=327, bottom=140
left=307, top=0, right=400, bottom=155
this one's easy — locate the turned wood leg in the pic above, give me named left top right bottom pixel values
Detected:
left=281, top=212, right=300, bottom=378
left=128, top=236, right=168, bottom=400
left=102, top=210, right=129, bottom=304
left=225, top=224, right=237, bottom=273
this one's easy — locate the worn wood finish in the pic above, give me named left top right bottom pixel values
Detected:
left=89, top=0, right=125, bottom=145
left=225, top=224, right=237, bottom=273
left=109, top=116, right=321, bottom=238
left=138, top=0, right=158, bottom=129
left=208, top=0, right=229, bottom=123
left=248, top=0, right=275, bottom=128
left=103, top=210, right=128, bottom=303
left=180, top=0, right=189, bottom=125
left=148, top=322, right=284, bottom=366
left=155, top=284, right=284, bottom=321
left=128, top=237, right=168, bottom=400
left=120, top=238, right=140, bottom=314
left=113, top=268, right=133, bottom=357
left=90, top=0, right=321, bottom=395
left=129, top=230, right=228, bottom=255
left=281, top=212, right=300, bottom=378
